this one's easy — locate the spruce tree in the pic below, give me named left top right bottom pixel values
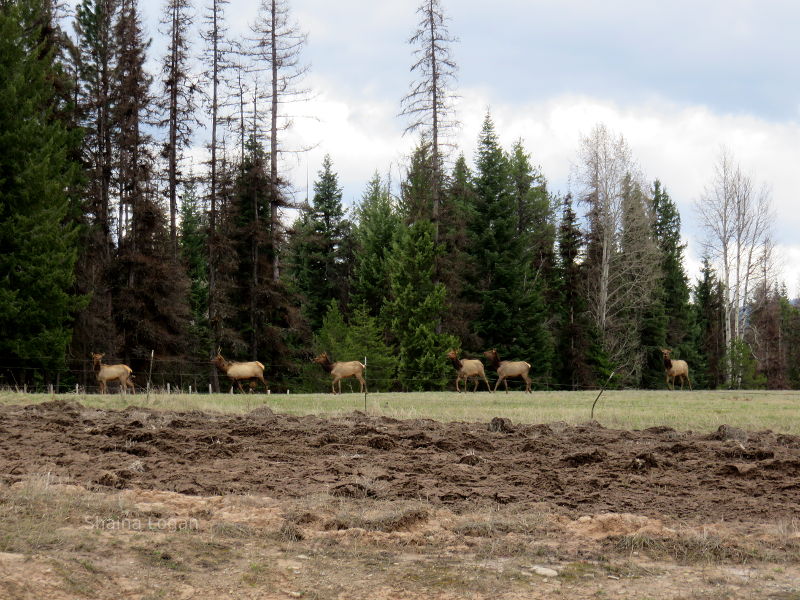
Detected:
left=383, top=221, right=456, bottom=390
left=112, top=0, right=191, bottom=378
left=286, top=155, right=351, bottom=331
left=465, top=114, right=552, bottom=378
left=0, top=0, right=83, bottom=387
left=555, top=194, right=606, bottom=388
left=692, top=257, right=726, bottom=388
left=179, top=179, right=211, bottom=364
left=350, top=173, right=400, bottom=318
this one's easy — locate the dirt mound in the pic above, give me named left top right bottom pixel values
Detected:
left=2, top=403, right=800, bottom=523
left=564, top=512, right=675, bottom=539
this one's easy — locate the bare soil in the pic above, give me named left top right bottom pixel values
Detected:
left=2, top=399, right=800, bottom=599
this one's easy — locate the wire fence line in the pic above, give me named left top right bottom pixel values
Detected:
left=3, top=358, right=800, bottom=395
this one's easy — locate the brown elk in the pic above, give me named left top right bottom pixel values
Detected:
left=313, top=352, right=366, bottom=394
left=211, top=349, right=268, bottom=393
left=661, top=348, right=692, bottom=390
left=446, top=349, right=491, bottom=393
left=483, top=349, right=532, bottom=393
left=91, top=353, right=135, bottom=394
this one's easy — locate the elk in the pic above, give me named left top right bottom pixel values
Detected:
left=211, top=349, right=268, bottom=393
left=446, top=349, right=491, bottom=393
left=313, top=352, right=366, bottom=394
left=661, top=348, right=692, bottom=391
left=91, top=353, right=135, bottom=394
left=483, top=349, right=532, bottom=393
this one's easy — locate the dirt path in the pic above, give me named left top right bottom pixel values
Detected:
left=2, top=399, right=798, bottom=524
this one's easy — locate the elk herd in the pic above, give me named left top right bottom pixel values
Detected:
left=86, top=347, right=691, bottom=394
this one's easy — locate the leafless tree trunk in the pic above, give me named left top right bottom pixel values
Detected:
left=158, top=0, right=196, bottom=257
left=578, top=124, right=660, bottom=382
left=200, top=0, right=231, bottom=391
left=696, top=148, right=774, bottom=384
left=249, top=0, right=309, bottom=282
left=400, top=0, right=459, bottom=244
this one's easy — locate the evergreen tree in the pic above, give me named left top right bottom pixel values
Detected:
left=218, top=137, right=301, bottom=388
left=179, top=179, right=211, bottom=363
left=0, top=0, right=84, bottom=387
left=398, top=141, right=435, bottom=224
left=555, top=194, right=607, bottom=388
left=641, top=180, right=694, bottom=388
left=692, top=257, right=726, bottom=388
left=112, top=0, right=191, bottom=377
left=158, top=0, right=198, bottom=256
left=438, top=155, right=478, bottom=343
left=464, top=113, right=552, bottom=378
left=350, top=173, right=401, bottom=318
left=311, top=301, right=397, bottom=392
left=383, top=221, right=456, bottom=390
left=400, top=0, right=459, bottom=243
left=779, top=293, right=800, bottom=388
left=71, top=0, right=120, bottom=361
left=286, top=155, right=352, bottom=331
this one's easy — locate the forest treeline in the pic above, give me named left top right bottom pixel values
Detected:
left=2, top=0, right=799, bottom=393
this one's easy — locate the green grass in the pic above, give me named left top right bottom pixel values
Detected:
left=2, top=388, right=800, bottom=434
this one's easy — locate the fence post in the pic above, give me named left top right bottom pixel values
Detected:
left=208, top=384, right=212, bottom=394
left=167, top=382, right=170, bottom=395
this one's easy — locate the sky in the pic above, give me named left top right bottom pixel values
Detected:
left=91, top=0, right=800, bottom=294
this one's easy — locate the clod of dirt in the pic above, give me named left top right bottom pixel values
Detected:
left=629, top=452, right=659, bottom=471
left=249, top=406, right=275, bottom=420
left=562, top=449, right=607, bottom=466
left=709, top=424, right=748, bottom=443
left=459, top=453, right=481, bottom=465
left=366, top=435, right=395, bottom=450
left=94, top=470, right=127, bottom=489
left=35, top=399, right=84, bottom=413
left=330, top=482, right=376, bottom=499
left=488, top=417, right=514, bottom=433
left=565, top=512, right=674, bottom=540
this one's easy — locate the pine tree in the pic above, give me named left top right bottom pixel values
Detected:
left=438, top=154, right=477, bottom=343
left=311, top=301, right=397, bottom=392
left=72, top=0, right=120, bottom=361
left=112, top=0, right=191, bottom=377
left=286, top=155, right=351, bottom=331
left=555, top=194, right=607, bottom=388
left=249, top=0, right=309, bottom=282
left=400, top=0, right=459, bottom=243
left=692, top=257, right=726, bottom=388
left=465, top=113, right=552, bottom=378
left=158, top=0, right=198, bottom=256
left=0, top=0, right=84, bottom=387
left=641, top=180, right=694, bottom=388
left=179, top=179, right=211, bottom=364
left=350, top=173, right=400, bottom=318
left=383, top=221, right=456, bottom=390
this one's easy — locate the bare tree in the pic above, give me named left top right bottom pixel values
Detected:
left=696, top=148, right=774, bottom=384
left=578, top=124, right=660, bottom=382
left=400, top=0, right=459, bottom=242
left=248, top=0, right=309, bottom=282
left=157, top=0, right=198, bottom=256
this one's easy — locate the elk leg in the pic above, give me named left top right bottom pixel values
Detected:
left=523, top=375, right=531, bottom=393
left=258, top=375, right=268, bottom=393
left=357, top=374, right=366, bottom=394
left=236, top=380, right=245, bottom=393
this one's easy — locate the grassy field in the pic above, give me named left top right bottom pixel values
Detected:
left=2, top=388, right=800, bottom=434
